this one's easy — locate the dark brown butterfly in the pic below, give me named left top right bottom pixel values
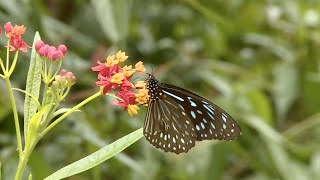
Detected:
left=144, top=74, right=241, bottom=154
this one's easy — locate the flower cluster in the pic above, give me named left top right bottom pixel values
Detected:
left=35, top=40, right=67, bottom=61
left=91, top=50, right=149, bottom=116
left=1, top=22, right=29, bottom=52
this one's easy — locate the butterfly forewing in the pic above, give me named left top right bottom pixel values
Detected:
left=144, top=75, right=241, bottom=154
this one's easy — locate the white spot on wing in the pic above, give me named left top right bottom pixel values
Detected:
left=190, top=111, right=196, bottom=118
left=201, top=122, right=205, bottom=129
left=203, top=118, right=207, bottom=123
left=196, top=125, right=200, bottom=130
left=188, top=97, right=197, bottom=107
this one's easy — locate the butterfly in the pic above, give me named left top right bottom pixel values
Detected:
left=144, top=74, right=241, bottom=154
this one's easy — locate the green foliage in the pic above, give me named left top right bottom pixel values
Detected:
left=0, top=0, right=320, bottom=179
left=24, top=32, right=42, bottom=142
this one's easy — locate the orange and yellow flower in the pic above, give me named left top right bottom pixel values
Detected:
left=91, top=50, right=149, bottom=116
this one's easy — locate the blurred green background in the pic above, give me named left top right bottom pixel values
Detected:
left=1, top=0, right=320, bottom=179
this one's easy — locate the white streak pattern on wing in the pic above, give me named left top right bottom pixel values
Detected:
left=162, top=90, right=184, bottom=101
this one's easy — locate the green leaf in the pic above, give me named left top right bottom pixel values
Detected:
left=44, top=128, right=143, bottom=180
left=27, top=104, right=53, bottom=146
left=24, top=32, right=42, bottom=142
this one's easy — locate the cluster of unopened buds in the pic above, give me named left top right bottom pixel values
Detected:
left=49, top=69, right=76, bottom=100
left=35, top=40, right=67, bottom=61
left=91, top=50, right=149, bottom=116
left=52, top=69, right=76, bottom=88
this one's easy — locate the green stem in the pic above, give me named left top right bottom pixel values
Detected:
left=14, top=138, right=38, bottom=180
left=49, top=61, right=62, bottom=82
left=0, top=59, right=6, bottom=75
left=40, top=103, right=59, bottom=133
left=41, top=83, right=49, bottom=106
left=8, top=51, right=19, bottom=76
left=40, top=91, right=102, bottom=137
left=61, top=87, right=71, bottom=100
left=6, top=39, right=10, bottom=71
left=4, top=77, right=23, bottom=156
left=47, top=62, right=54, bottom=81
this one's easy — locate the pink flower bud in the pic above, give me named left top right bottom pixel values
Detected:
left=58, top=45, right=67, bottom=55
left=72, top=76, right=76, bottom=82
left=59, top=69, right=67, bottom=76
left=38, top=45, right=50, bottom=57
left=65, top=72, right=74, bottom=80
left=35, top=40, right=44, bottom=51
left=4, top=22, right=12, bottom=35
left=59, top=76, right=67, bottom=85
left=50, top=51, right=63, bottom=61
left=47, top=46, right=58, bottom=60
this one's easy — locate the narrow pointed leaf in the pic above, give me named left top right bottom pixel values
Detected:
left=44, top=128, right=143, bottom=180
left=24, top=32, right=42, bottom=142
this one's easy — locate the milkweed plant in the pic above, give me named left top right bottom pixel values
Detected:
left=0, top=22, right=148, bottom=180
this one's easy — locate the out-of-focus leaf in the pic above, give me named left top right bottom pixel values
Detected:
left=29, top=150, right=51, bottom=180
left=272, top=62, right=298, bottom=120
left=245, top=89, right=273, bottom=125
left=199, top=70, right=232, bottom=97
left=284, top=113, right=320, bottom=138
left=244, top=33, right=294, bottom=61
left=91, top=0, right=131, bottom=44
left=44, top=128, right=143, bottom=180
left=265, top=139, right=311, bottom=180
left=311, top=152, right=320, bottom=179
left=242, top=115, right=284, bottom=144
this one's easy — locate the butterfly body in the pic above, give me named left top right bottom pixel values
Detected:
left=144, top=75, right=241, bottom=154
